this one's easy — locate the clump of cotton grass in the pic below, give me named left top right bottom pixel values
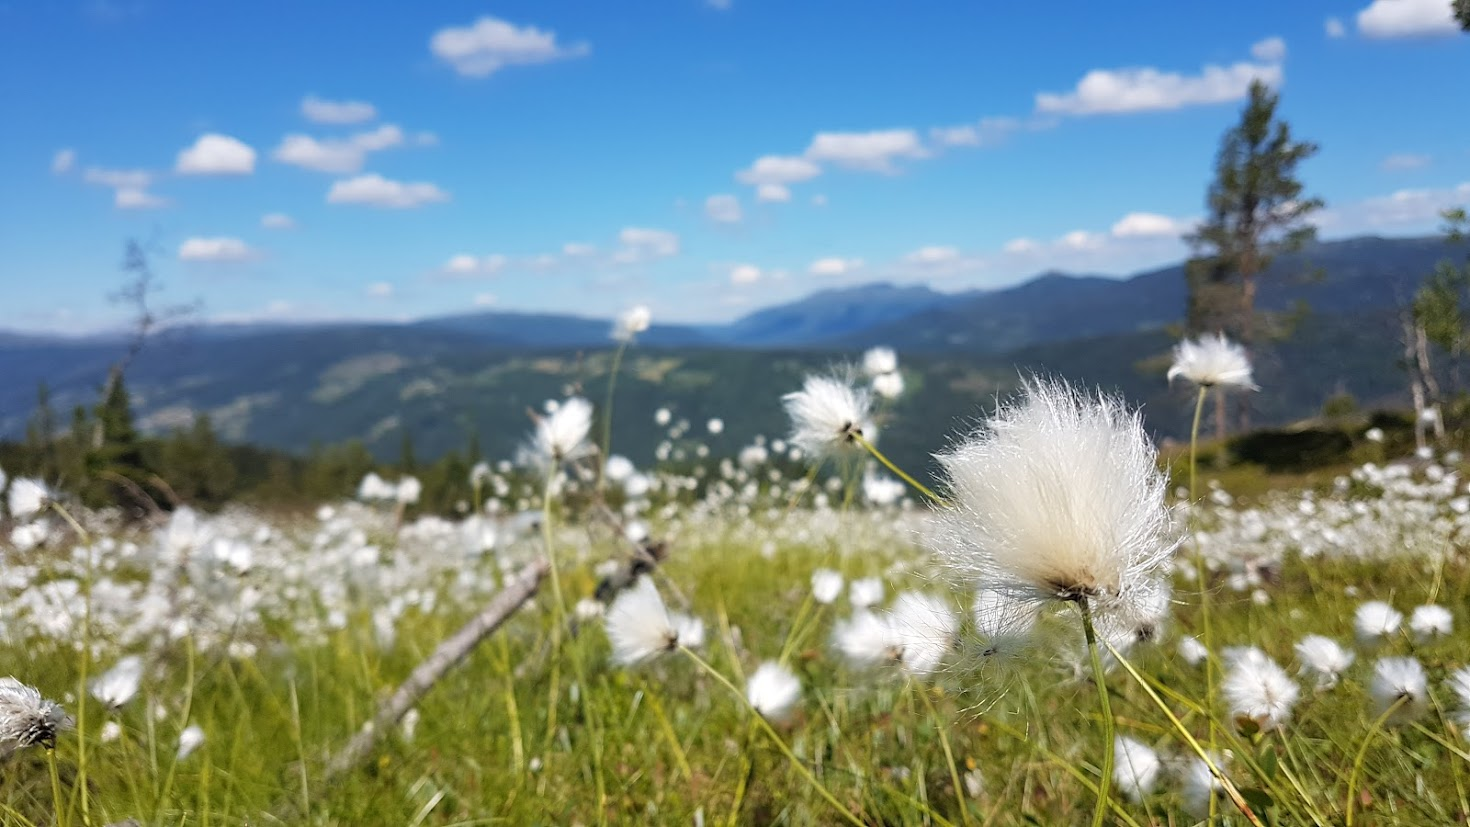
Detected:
left=604, top=576, right=683, bottom=665
left=611, top=304, right=651, bottom=342
left=1221, top=647, right=1299, bottom=732
left=746, top=661, right=801, bottom=721
left=91, top=655, right=145, bottom=710
left=1294, top=635, right=1354, bottom=690
left=782, top=368, right=875, bottom=458
left=811, top=568, right=843, bottom=604
left=1354, top=601, right=1403, bottom=645
left=1113, top=736, right=1162, bottom=803
left=1167, top=333, right=1258, bottom=390
left=1369, top=657, right=1428, bottom=723
left=6, top=477, right=50, bottom=522
left=522, top=397, right=596, bottom=468
left=0, top=678, right=69, bottom=754
left=1408, top=604, right=1453, bottom=642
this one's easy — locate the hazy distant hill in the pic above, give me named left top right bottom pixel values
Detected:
left=0, top=234, right=1449, bottom=473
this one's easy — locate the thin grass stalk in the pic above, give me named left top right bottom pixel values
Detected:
left=1186, top=383, right=1222, bottom=821
left=913, top=679, right=972, bottom=826
left=496, top=634, right=526, bottom=777
left=288, top=680, right=311, bottom=818
left=1078, top=598, right=1115, bottom=827
left=851, top=433, right=943, bottom=504
left=50, top=502, right=93, bottom=824
left=989, top=720, right=1146, bottom=827
left=48, top=748, right=67, bottom=827
left=1345, top=696, right=1409, bottom=826
left=679, top=647, right=866, bottom=827
left=596, top=340, right=629, bottom=491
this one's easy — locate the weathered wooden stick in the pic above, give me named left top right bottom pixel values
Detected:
left=323, top=557, right=549, bottom=779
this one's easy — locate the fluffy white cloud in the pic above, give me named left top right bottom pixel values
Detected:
left=1110, top=211, right=1190, bottom=238
left=562, top=242, right=597, bottom=257
left=176, top=133, right=256, bottom=175
left=442, top=253, right=508, bottom=277
left=430, top=16, right=590, bottom=78
left=756, top=183, right=791, bottom=202
left=736, top=154, right=821, bottom=186
left=1351, top=181, right=1470, bottom=227
left=1003, top=237, right=1040, bottom=255
left=1357, top=0, right=1458, bottom=37
left=327, top=173, right=449, bottom=208
left=51, top=148, right=76, bottom=174
left=301, top=95, right=377, bottom=124
left=808, top=256, right=863, bottom=276
left=261, top=212, right=296, bottom=229
left=804, top=129, right=926, bottom=172
left=705, top=193, right=743, bottom=224
left=178, top=237, right=256, bottom=262
left=366, top=281, right=394, bottom=298
left=1382, top=152, right=1431, bottom=171
left=929, top=116, right=1023, bottom=148
left=1058, top=230, right=1106, bottom=251
left=615, top=227, right=680, bottom=262
left=1325, top=16, right=1347, bottom=37
left=729, top=263, right=762, bottom=285
left=274, top=124, right=406, bottom=173
left=84, top=167, right=151, bottom=190
left=115, top=188, right=167, bottom=209
left=905, top=245, right=960, bottom=264
left=1035, top=43, right=1284, bottom=116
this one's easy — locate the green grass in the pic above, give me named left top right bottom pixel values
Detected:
left=3, top=529, right=1468, bottom=826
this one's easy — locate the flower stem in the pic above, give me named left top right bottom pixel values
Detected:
left=541, top=469, right=565, bottom=747
left=680, top=647, right=866, bottom=827
left=1078, top=598, right=1115, bottom=827
left=1345, top=697, right=1408, bottom=827
left=1186, top=383, right=1220, bottom=813
left=913, top=679, right=972, bottom=826
left=596, top=342, right=629, bottom=491
left=48, top=749, right=66, bottom=827
left=851, top=433, right=944, bottom=504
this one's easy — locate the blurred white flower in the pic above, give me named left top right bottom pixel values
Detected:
left=1408, top=604, right=1453, bottom=641
left=1448, top=666, right=1470, bottom=735
left=7, top=478, right=50, bottom=522
left=811, top=569, right=843, bottom=604
left=1113, top=735, right=1161, bottom=802
left=357, top=472, right=396, bottom=502
left=706, top=418, right=724, bottom=435
left=738, top=444, right=769, bottom=469
left=91, top=655, right=144, bottom=709
left=872, top=371, right=905, bottom=400
left=1370, top=657, right=1428, bottom=723
left=746, top=661, right=801, bottom=721
left=671, top=612, right=705, bottom=649
left=604, top=577, right=678, bottom=665
left=1167, top=333, right=1258, bottom=390
left=862, top=346, right=897, bottom=376
left=1178, top=636, right=1209, bottom=667
left=524, top=397, right=596, bottom=466
left=886, top=592, right=957, bottom=676
left=782, top=370, right=875, bottom=458
left=176, top=724, right=205, bottom=760
left=1222, top=647, right=1299, bottom=732
left=654, top=407, right=671, bottom=427
left=1354, top=601, right=1402, bottom=645
left=863, top=473, right=905, bottom=506
left=849, top=577, right=884, bottom=609
left=1181, top=753, right=1227, bottom=817
left=604, top=455, right=636, bottom=483
left=1364, top=427, right=1385, bottom=443
left=612, top=305, right=651, bottom=342
left=1294, top=635, right=1353, bottom=689
left=395, top=476, right=422, bottom=505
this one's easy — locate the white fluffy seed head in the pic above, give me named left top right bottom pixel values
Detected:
left=90, top=655, right=144, bottom=709
left=0, top=678, right=69, bottom=751
left=1294, top=635, right=1354, bottom=689
left=833, top=609, right=898, bottom=667
left=612, top=305, right=652, bottom=342
left=604, top=577, right=679, bottom=666
left=849, top=577, right=885, bottom=609
left=176, top=724, right=205, bottom=760
left=1408, top=604, right=1453, bottom=641
left=1178, top=636, right=1210, bottom=667
left=524, top=397, right=596, bottom=467
left=1222, top=648, right=1299, bottom=733
left=872, top=371, right=905, bottom=400
left=811, top=569, right=844, bottom=604
left=862, top=346, right=898, bottom=377
left=781, top=370, right=876, bottom=458
left=1354, top=601, right=1403, bottom=645
left=886, top=592, right=958, bottom=677
left=930, top=378, right=1179, bottom=628
left=6, top=478, right=49, bottom=522
left=1113, top=735, right=1162, bottom=803
left=746, top=661, right=801, bottom=720
left=1167, top=333, right=1258, bottom=390
left=1370, top=657, right=1428, bottom=723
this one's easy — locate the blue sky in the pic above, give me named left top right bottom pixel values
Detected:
left=1, top=0, right=1466, bottom=334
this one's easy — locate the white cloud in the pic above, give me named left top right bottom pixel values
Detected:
left=1357, top=0, right=1458, bottom=38
left=327, top=173, right=449, bottom=208
left=430, top=16, right=590, bottom=78
left=274, top=124, right=406, bottom=173
left=366, top=281, right=394, bottom=298
left=261, top=212, right=296, bottom=229
left=176, top=133, right=256, bottom=175
left=705, top=193, right=743, bottom=224
left=929, top=116, right=1023, bottom=148
left=442, top=253, right=507, bottom=277
left=1058, top=230, right=1106, bottom=251
left=615, top=227, right=680, bottom=262
left=51, top=148, right=76, bottom=174
left=115, top=188, right=167, bottom=209
left=473, top=292, right=498, bottom=307
left=729, top=263, right=762, bottom=285
left=562, top=242, right=597, bottom=257
left=84, top=167, right=150, bottom=189
left=905, top=245, right=960, bottom=264
left=804, top=129, right=926, bottom=172
left=1003, top=237, right=1040, bottom=255
left=178, top=236, right=256, bottom=262
left=301, top=94, right=377, bottom=124
left=1351, top=181, right=1470, bottom=227
left=756, top=183, right=791, bottom=203
left=1250, top=36, right=1288, bottom=62
left=1325, top=16, right=1347, bottom=37
left=808, top=256, right=863, bottom=276
left=1382, top=152, right=1432, bottom=171
left=1110, top=211, right=1190, bottom=238
left=736, top=154, right=821, bottom=186
left=1035, top=44, right=1284, bottom=116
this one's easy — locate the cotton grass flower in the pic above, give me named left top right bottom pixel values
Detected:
left=782, top=370, right=876, bottom=458
left=745, top=661, right=801, bottom=721
left=604, top=576, right=680, bottom=665
left=1370, top=657, right=1428, bottom=723
left=91, top=655, right=145, bottom=709
left=524, top=397, right=596, bottom=466
left=7, top=478, right=50, bottom=522
left=1354, top=601, right=1402, bottom=645
left=1294, top=635, right=1354, bottom=689
left=929, top=378, right=1179, bottom=633
left=1181, top=752, right=1228, bottom=817
left=176, top=724, right=206, bottom=760
left=0, top=678, right=69, bottom=753
left=1222, top=647, right=1299, bottom=732
left=612, top=304, right=651, bottom=342
left=1178, top=636, right=1209, bottom=667
left=862, top=346, right=897, bottom=377
left=872, top=371, right=905, bottom=400
left=849, top=577, right=884, bottom=609
left=811, top=568, right=843, bottom=604
left=1167, top=333, right=1258, bottom=390
left=885, top=592, right=958, bottom=676
left=1448, top=666, right=1470, bottom=734
left=1408, top=604, right=1453, bottom=641
left=1113, top=736, right=1162, bottom=803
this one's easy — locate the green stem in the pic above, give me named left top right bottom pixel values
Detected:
left=680, top=647, right=866, bottom=827
left=1345, top=697, right=1409, bottom=827
left=541, top=469, right=565, bottom=746
left=1078, top=599, right=1115, bottom=827
left=914, top=679, right=972, bottom=826
left=851, top=433, right=944, bottom=504
left=1187, top=383, right=1220, bottom=818
left=597, top=342, right=629, bottom=491
left=48, top=749, right=66, bottom=827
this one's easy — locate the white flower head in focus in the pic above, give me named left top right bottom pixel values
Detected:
left=0, top=678, right=69, bottom=752
left=1370, top=657, right=1428, bottom=723
left=1222, top=647, right=1299, bottom=732
left=604, top=577, right=680, bottom=665
left=782, top=368, right=876, bottom=458
left=1167, top=333, right=1258, bottom=390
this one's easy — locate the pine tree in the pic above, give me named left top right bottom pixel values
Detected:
left=1186, top=80, right=1322, bottom=437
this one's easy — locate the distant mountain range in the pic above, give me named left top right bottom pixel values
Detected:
left=0, top=234, right=1455, bottom=475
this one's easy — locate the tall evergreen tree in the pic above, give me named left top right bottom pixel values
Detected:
left=1186, top=80, right=1322, bottom=437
